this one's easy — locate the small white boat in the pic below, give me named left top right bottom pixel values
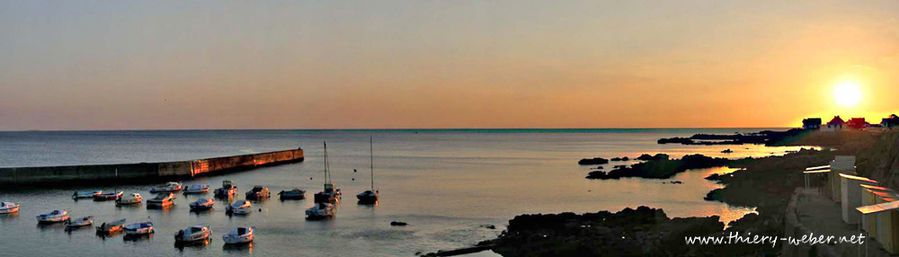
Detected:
left=305, top=202, right=336, bottom=220
left=147, top=193, right=175, bottom=209
left=96, top=218, right=126, bottom=234
left=36, top=209, right=70, bottom=223
left=124, top=221, right=154, bottom=236
left=93, top=191, right=123, bottom=201
left=214, top=180, right=238, bottom=199
left=189, top=198, right=215, bottom=212
left=245, top=186, right=270, bottom=201
left=223, top=227, right=254, bottom=245
left=183, top=184, right=210, bottom=195
left=0, top=202, right=19, bottom=214
left=65, top=216, right=93, bottom=229
left=175, top=225, right=211, bottom=243
left=226, top=200, right=252, bottom=215
left=72, top=190, right=102, bottom=200
left=150, top=182, right=183, bottom=193
left=116, top=193, right=143, bottom=206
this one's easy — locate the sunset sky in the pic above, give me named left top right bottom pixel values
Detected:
left=1, top=1, right=898, bottom=130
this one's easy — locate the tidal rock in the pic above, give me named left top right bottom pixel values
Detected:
left=578, top=157, right=609, bottom=165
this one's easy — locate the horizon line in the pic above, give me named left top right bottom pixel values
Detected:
left=0, top=126, right=794, bottom=133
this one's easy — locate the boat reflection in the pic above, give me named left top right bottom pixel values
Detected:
left=174, top=238, right=211, bottom=251
left=223, top=241, right=254, bottom=253
left=123, top=233, right=153, bottom=242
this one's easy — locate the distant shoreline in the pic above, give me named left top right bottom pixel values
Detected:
left=0, top=127, right=793, bottom=133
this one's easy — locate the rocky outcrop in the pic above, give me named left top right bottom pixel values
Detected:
left=587, top=154, right=730, bottom=180
left=658, top=129, right=807, bottom=146
left=490, top=207, right=724, bottom=257
left=578, top=157, right=609, bottom=165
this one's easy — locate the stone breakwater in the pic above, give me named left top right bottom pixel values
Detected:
left=0, top=148, right=304, bottom=186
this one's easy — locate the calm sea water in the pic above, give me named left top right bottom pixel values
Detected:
left=0, top=129, right=809, bottom=256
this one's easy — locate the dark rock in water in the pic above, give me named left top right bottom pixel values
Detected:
left=594, top=166, right=603, bottom=170
left=705, top=173, right=727, bottom=182
left=481, top=224, right=496, bottom=229
left=390, top=221, right=408, bottom=226
left=636, top=153, right=669, bottom=161
left=669, top=180, right=683, bottom=184
left=721, top=149, right=733, bottom=154
left=578, top=157, right=609, bottom=165
left=610, top=156, right=630, bottom=161
left=588, top=154, right=729, bottom=180
left=704, top=188, right=723, bottom=201
left=490, top=206, right=724, bottom=257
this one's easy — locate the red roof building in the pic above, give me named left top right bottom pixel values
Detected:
left=847, top=118, right=867, bottom=129
left=826, top=116, right=846, bottom=129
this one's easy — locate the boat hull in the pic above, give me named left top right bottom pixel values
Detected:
left=147, top=200, right=174, bottom=209
left=279, top=191, right=305, bottom=201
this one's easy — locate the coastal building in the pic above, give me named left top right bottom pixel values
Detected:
left=824, top=116, right=845, bottom=132
left=847, top=117, right=868, bottom=129
left=802, top=118, right=822, bottom=130
left=882, top=114, right=899, bottom=129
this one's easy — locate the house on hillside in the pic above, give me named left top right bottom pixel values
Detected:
left=824, top=116, right=845, bottom=132
left=802, top=118, right=822, bottom=130
left=847, top=118, right=868, bottom=129
left=882, top=114, right=899, bottom=129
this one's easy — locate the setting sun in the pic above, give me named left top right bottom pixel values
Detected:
left=833, top=80, right=863, bottom=108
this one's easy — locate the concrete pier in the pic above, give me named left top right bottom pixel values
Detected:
left=0, top=148, right=304, bottom=186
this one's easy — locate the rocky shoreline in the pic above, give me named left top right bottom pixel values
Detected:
left=425, top=130, right=896, bottom=257
left=657, top=128, right=806, bottom=145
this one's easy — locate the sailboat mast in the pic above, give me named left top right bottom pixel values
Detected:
left=370, top=136, right=374, bottom=191
left=323, top=141, right=329, bottom=184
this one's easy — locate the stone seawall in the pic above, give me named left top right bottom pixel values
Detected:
left=0, top=148, right=304, bottom=186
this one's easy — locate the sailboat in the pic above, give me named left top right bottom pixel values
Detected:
left=357, top=137, right=379, bottom=205
left=313, top=141, right=341, bottom=204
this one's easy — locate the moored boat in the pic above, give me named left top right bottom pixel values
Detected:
left=124, top=221, right=154, bottom=236
left=245, top=186, right=270, bottom=201
left=147, top=192, right=175, bottom=209
left=356, top=190, right=379, bottom=205
left=223, top=226, right=254, bottom=245
left=93, top=191, right=123, bottom=201
left=214, top=180, right=238, bottom=199
left=305, top=202, right=336, bottom=220
left=314, top=184, right=341, bottom=204
left=150, top=182, right=183, bottom=193
left=0, top=202, right=19, bottom=214
left=115, top=193, right=143, bottom=206
left=189, top=198, right=215, bottom=212
left=175, top=225, right=211, bottom=243
left=314, top=142, right=341, bottom=204
left=278, top=188, right=306, bottom=200
left=96, top=218, right=126, bottom=235
left=72, top=190, right=102, bottom=200
left=357, top=136, right=380, bottom=205
left=65, top=216, right=93, bottom=229
left=183, top=184, right=210, bottom=195
left=226, top=200, right=252, bottom=215
left=36, top=209, right=70, bottom=224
